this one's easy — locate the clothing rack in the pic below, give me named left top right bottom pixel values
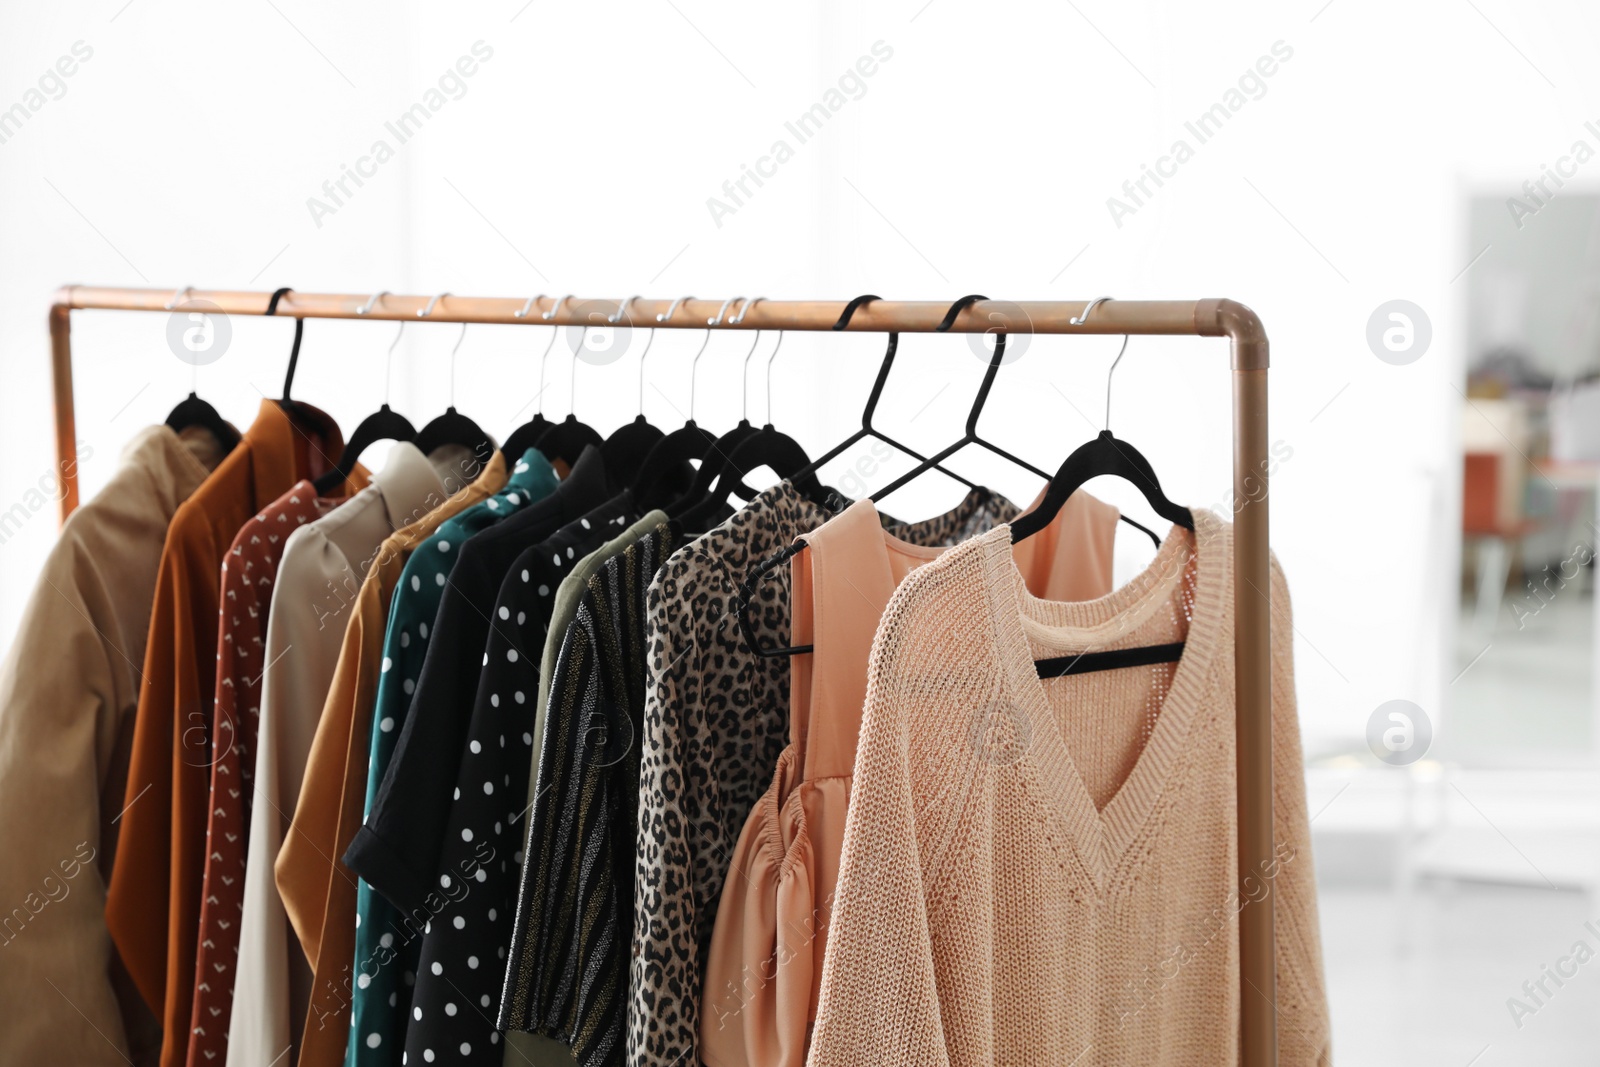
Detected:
left=46, top=286, right=1277, bottom=1067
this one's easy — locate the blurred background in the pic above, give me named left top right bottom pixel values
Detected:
left=1, top=1, right=1598, bottom=1062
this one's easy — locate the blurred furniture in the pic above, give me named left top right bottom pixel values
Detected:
left=1463, top=450, right=1538, bottom=632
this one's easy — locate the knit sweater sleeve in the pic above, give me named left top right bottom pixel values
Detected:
left=1266, top=554, right=1333, bottom=1066
left=807, top=593, right=953, bottom=1067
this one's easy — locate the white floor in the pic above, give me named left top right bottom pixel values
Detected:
left=1313, top=589, right=1600, bottom=1064
left=1320, top=883, right=1600, bottom=1065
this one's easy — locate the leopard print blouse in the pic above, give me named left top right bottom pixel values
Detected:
left=627, top=482, right=1017, bottom=1067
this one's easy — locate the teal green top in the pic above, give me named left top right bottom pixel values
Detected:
left=345, top=448, right=558, bottom=1066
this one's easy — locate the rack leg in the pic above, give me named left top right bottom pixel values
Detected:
left=49, top=302, right=78, bottom=524
left=1233, top=365, right=1275, bottom=1067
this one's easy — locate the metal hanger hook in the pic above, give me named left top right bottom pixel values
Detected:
left=535, top=315, right=561, bottom=417
left=734, top=297, right=764, bottom=422
left=418, top=293, right=458, bottom=408
left=709, top=296, right=742, bottom=326
left=447, top=324, right=471, bottom=410
left=731, top=295, right=761, bottom=326
left=360, top=291, right=397, bottom=406
left=1105, top=333, right=1131, bottom=432
left=386, top=319, right=408, bottom=360
left=658, top=295, right=693, bottom=324
left=1071, top=295, right=1112, bottom=326
left=1072, top=294, right=1131, bottom=431
left=687, top=325, right=715, bottom=423
left=655, top=296, right=703, bottom=419
left=764, top=330, right=786, bottom=425
left=542, top=294, right=571, bottom=322
left=612, top=296, right=655, bottom=417
left=609, top=295, right=639, bottom=324
left=168, top=286, right=199, bottom=391
left=566, top=312, right=590, bottom=418
left=515, top=293, right=546, bottom=319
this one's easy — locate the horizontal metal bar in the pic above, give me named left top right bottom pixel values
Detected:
left=52, top=287, right=1266, bottom=365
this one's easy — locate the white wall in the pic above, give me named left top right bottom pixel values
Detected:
left=3, top=0, right=1591, bottom=753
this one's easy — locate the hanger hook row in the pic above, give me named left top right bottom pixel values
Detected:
left=165, top=285, right=195, bottom=311
left=1071, top=295, right=1112, bottom=326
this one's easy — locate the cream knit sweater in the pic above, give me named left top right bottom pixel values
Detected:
left=807, top=510, right=1330, bottom=1066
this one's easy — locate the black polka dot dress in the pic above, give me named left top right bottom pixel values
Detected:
left=401, top=498, right=637, bottom=1066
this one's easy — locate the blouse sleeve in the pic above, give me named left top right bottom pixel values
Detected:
left=805, top=650, right=951, bottom=1067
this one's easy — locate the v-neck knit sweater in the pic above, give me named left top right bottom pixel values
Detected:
left=807, top=509, right=1329, bottom=1067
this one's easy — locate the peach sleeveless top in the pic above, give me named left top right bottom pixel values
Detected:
left=700, top=489, right=1119, bottom=1067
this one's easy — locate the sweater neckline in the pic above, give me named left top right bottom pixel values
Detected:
left=978, top=508, right=1228, bottom=893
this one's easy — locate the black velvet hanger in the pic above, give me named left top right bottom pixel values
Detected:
left=312, top=403, right=417, bottom=496
left=667, top=301, right=781, bottom=518
left=1010, top=430, right=1193, bottom=542
left=678, top=317, right=822, bottom=530
left=1011, top=308, right=1194, bottom=678
left=680, top=424, right=818, bottom=532
left=312, top=293, right=419, bottom=496
left=501, top=417, right=553, bottom=466
left=413, top=300, right=496, bottom=469
left=165, top=393, right=240, bottom=454
left=596, top=301, right=692, bottom=498
left=629, top=300, right=727, bottom=511
left=631, top=420, right=719, bottom=512
left=501, top=294, right=558, bottom=460
left=528, top=297, right=608, bottom=470
left=414, top=407, right=494, bottom=465
left=162, top=285, right=241, bottom=454
left=602, top=414, right=665, bottom=484
left=666, top=418, right=758, bottom=516
left=534, top=416, right=605, bottom=472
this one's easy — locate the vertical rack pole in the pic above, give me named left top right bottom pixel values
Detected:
left=49, top=301, right=79, bottom=524
left=1233, top=354, right=1274, bottom=1066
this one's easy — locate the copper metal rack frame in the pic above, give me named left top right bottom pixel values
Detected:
left=46, top=286, right=1276, bottom=1066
